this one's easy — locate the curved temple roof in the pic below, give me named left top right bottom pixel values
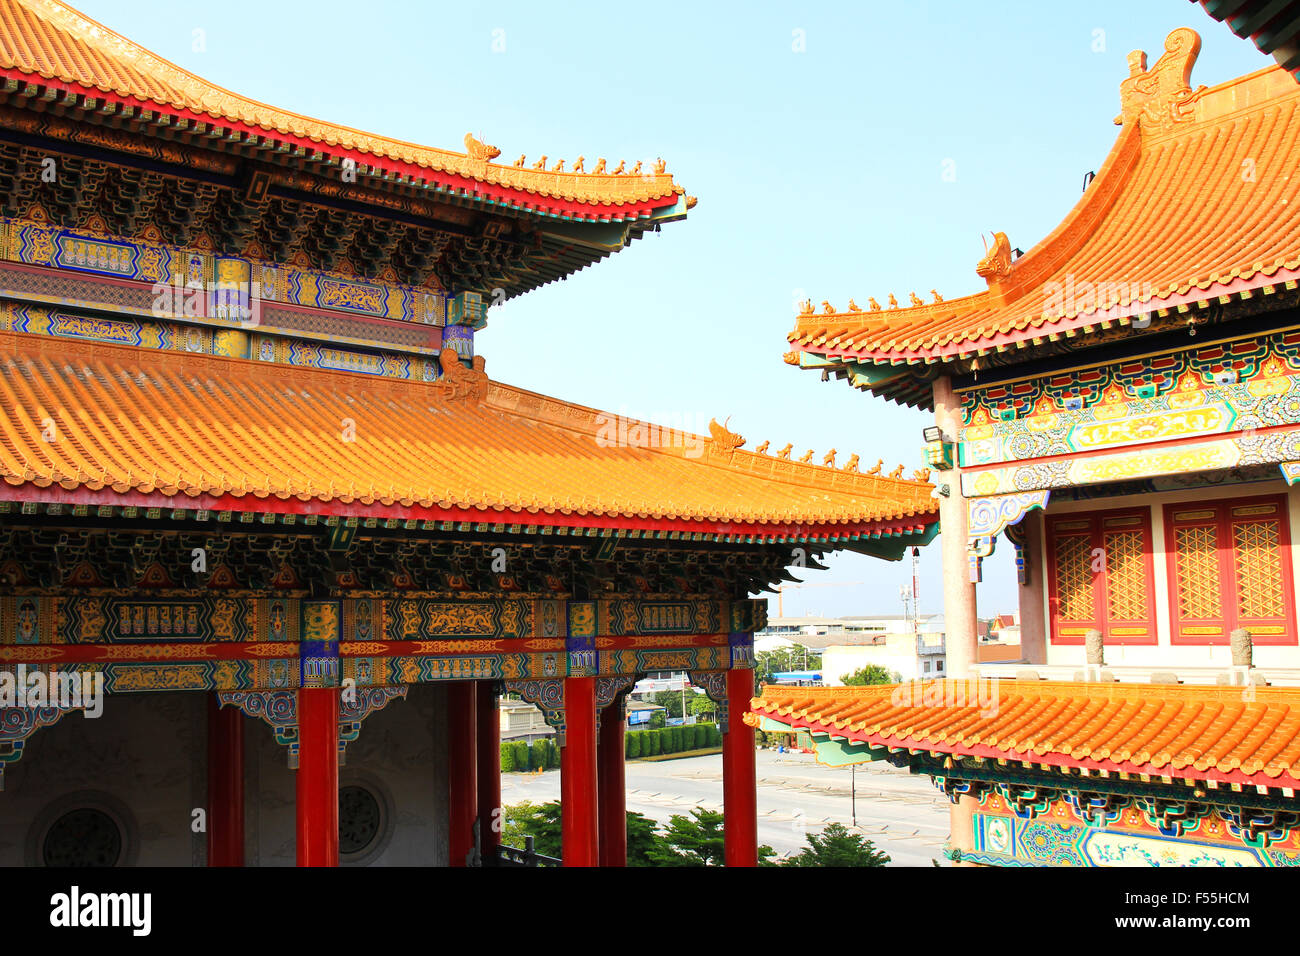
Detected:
left=749, top=681, right=1300, bottom=790
left=0, top=0, right=687, bottom=221
left=0, top=333, right=937, bottom=543
left=787, top=28, right=1300, bottom=402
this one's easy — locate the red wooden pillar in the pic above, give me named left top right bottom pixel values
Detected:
left=207, top=694, right=244, bottom=867
left=560, top=676, right=599, bottom=866
left=597, top=697, right=627, bottom=867
left=447, top=680, right=478, bottom=866
left=296, top=686, right=339, bottom=867
left=723, top=667, right=758, bottom=867
left=476, top=683, right=501, bottom=862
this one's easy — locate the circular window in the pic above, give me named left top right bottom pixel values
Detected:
left=42, top=808, right=123, bottom=867
left=339, top=785, right=383, bottom=858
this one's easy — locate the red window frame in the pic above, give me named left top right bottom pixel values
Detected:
left=1045, top=507, right=1157, bottom=645
left=1163, top=494, right=1297, bottom=646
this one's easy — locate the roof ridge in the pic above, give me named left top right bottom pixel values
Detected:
left=4, top=0, right=686, bottom=207
left=487, top=382, right=937, bottom=507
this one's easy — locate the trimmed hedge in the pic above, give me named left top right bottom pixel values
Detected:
left=503, top=722, right=726, bottom=771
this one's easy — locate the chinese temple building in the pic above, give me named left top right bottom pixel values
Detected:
left=0, top=0, right=939, bottom=866
left=759, top=28, right=1300, bottom=866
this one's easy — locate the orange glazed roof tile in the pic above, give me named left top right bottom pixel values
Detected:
left=749, top=681, right=1300, bottom=788
left=0, top=0, right=686, bottom=214
left=0, top=333, right=937, bottom=537
left=788, top=28, right=1300, bottom=369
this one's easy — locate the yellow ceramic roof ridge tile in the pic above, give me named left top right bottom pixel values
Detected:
left=752, top=684, right=1300, bottom=783
left=0, top=334, right=934, bottom=526
left=2, top=0, right=686, bottom=208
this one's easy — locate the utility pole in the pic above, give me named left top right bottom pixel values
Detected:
left=851, top=763, right=857, bottom=827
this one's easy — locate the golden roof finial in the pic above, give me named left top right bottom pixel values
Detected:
left=532, top=155, right=548, bottom=170
left=931, top=289, right=943, bottom=303
left=843, top=454, right=860, bottom=472
left=593, top=158, right=606, bottom=174
left=798, top=449, right=814, bottom=463
left=553, top=159, right=566, bottom=173
left=798, top=299, right=814, bottom=315
left=868, top=297, right=881, bottom=311
left=821, top=300, right=835, bottom=314
left=888, top=463, right=904, bottom=479
left=822, top=448, right=837, bottom=467
left=887, top=294, right=898, bottom=309
left=573, top=156, right=585, bottom=173
left=909, top=292, right=924, bottom=307
left=755, top=440, right=770, bottom=454
left=777, top=443, right=793, bottom=460
left=613, top=160, right=626, bottom=174
left=847, top=298, right=861, bottom=312
left=866, top=458, right=883, bottom=475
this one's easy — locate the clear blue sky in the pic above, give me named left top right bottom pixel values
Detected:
left=72, top=0, right=1274, bottom=619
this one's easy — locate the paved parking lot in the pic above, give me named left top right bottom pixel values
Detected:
left=502, top=748, right=951, bottom=866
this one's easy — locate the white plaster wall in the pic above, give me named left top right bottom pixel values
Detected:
left=0, top=682, right=451, bottom=867
left=1042, top=479, right=1300, bottom=671
left=823, top=634, right=922, bottom=685
left=0, top=690, right=205, bottom=866
left=247, top=681, right=449, bottom=867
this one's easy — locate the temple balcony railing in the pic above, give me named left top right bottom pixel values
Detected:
left=971, top=662, right=1300, bottom=687
left=494, top=836, right=561, bottom=868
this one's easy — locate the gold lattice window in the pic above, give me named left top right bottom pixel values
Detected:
left=1234, top=519, right=1284, bottom=619
left=1053, top=534, right=1095, bottom=621
left=1174, top=525, right=1222, bottom=620
left=1104, top=530, right=1147, bottom=621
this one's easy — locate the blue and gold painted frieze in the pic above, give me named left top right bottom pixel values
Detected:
left=0, top=215, right=448, bottom=327
left=0, top=596, right=758, bottom=693
left=0, top=299, right=444, bottom=382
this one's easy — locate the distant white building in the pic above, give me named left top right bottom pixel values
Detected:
left=756, top=614, right=948, bottom=684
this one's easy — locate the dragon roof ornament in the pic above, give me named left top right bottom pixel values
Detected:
left=1115, top=27, right=1210, bottom=132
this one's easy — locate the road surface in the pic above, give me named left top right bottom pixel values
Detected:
left=501, top=748, right=951, bottom=866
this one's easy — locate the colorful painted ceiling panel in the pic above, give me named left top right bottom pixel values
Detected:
left=0, top=0, right=686, bottom=219
left=787, top=29, right=1300, bottom=376
left=749, top=681, right=1300, bottom=788
left=0, top=333, right=937, bottom=536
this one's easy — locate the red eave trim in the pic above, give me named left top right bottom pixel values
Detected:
left=0, top=70, right=680, bottom=221
left=0, top=482, right=938, bottom=542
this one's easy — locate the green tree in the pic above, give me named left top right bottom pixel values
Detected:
left=754, top=647, right=822, bottom=687
left=648, top=710, right=666, bottom=729
left=626, top=811, right=661, bottom=866
left=782, top=823, right=890, bottom=867
left=649, top=808, right=775, bottom=866
left=841, top=664, right=896, bottom=686
left=503, top=800, right=563, bottom=857
left=653, top=689, right=686, bottom=718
